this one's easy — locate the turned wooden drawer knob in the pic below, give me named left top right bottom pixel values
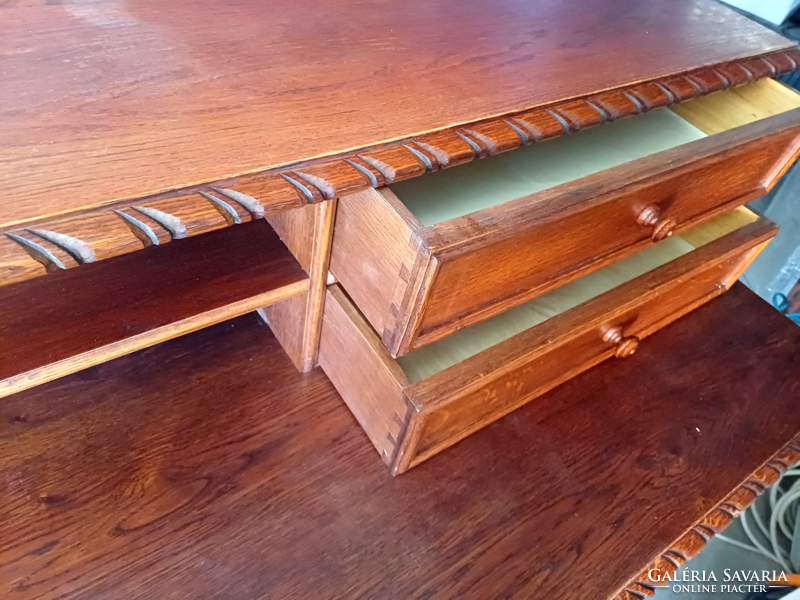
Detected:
left=602, top=326, right=640, bottom=358
left=637, top=204, right=677, bottom=241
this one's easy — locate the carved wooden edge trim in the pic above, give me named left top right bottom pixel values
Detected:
left=610, top=432, right=800, bottom=600
left=2, top=48, right=798, bottom=288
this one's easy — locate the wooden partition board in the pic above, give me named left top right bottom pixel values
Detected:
left=0, top=220, right=308, bottom=399
left=1, top=285, right=799, bottom=599
left=264, top=200, right=338, bottom=372
left=1, top=1, right=799, bottom=286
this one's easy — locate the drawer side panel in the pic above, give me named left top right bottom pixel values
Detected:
left=318, top=286, right=411, bottom=466
left=330, top=189, right=421, bottom=341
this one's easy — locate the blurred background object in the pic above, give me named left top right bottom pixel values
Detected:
left=723, top=0, right=800, bottom=25
left=743, top=162, right=800, bottom=326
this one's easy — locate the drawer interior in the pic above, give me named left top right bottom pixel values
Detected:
left=390, top=79, right=800, bottom=226
left=397, top=208, right=759, bottom=383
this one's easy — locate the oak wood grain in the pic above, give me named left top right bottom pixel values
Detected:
left=1, top=285, right=799, bottom=599
left=332, top=101, right=800, bottom=356
left=0, top=220, right=307, bottom=399
left=318, top=285, right=411, bottom=466
left=298, top=200, right=338, bottom=372
left=0, top=1, right=797, bottom=285
left=322, top=218, right=776, bottom=473
left=257, top=293, right=307, bottom=371
left=329, top=187, right=423, bottom=340
left=262, top=205, right=319, bottom=369
left=402, top=220, right=776, bottom=472
left=265, top=203, right=318, bottom=274
left=264, top=201, right=338, bottom=372
left=672, top=77, right=800, bottom=134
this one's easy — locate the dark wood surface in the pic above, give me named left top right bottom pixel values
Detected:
left=0, top=220, right=307, bottom=398
left=0, top=0, right=793, bottom=230
left=2, top=284, right=800, bottom=599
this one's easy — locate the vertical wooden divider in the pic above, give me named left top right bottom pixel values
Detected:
left=300, top=200, right=337, bottom=371
left=264, top=199, right=338, bottom=372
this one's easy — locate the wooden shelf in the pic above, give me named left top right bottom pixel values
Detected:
left=1, top=284, right=799, bottom=599
left=0, top=220, right=307, bottom=399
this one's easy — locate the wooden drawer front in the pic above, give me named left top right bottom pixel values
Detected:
left=320, top=218, right=776, bottom=474
left=417, top=115, right=800, bottom=346
left=330, top=84, right=800, bottom=358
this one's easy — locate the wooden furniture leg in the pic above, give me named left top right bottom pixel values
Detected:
left=263, top=200, right=337, bottom=372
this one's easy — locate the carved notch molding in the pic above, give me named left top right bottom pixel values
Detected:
left=613, top=433, right=800, bottom=600
left=2, top=48, right=800, bottom=287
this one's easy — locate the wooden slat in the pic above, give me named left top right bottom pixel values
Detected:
left=264, top=201, right=338, bottom=372
left=0, top=220, right=308, bottom=399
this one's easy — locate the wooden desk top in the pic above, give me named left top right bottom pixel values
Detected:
left=0, top=0, right=795, bottom=233
left=2, top=284, right=799, bottom=599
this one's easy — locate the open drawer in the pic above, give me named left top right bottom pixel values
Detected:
left=330, top=79, right=800, bottom=357
left=320, top=208, right=777, bottom=474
